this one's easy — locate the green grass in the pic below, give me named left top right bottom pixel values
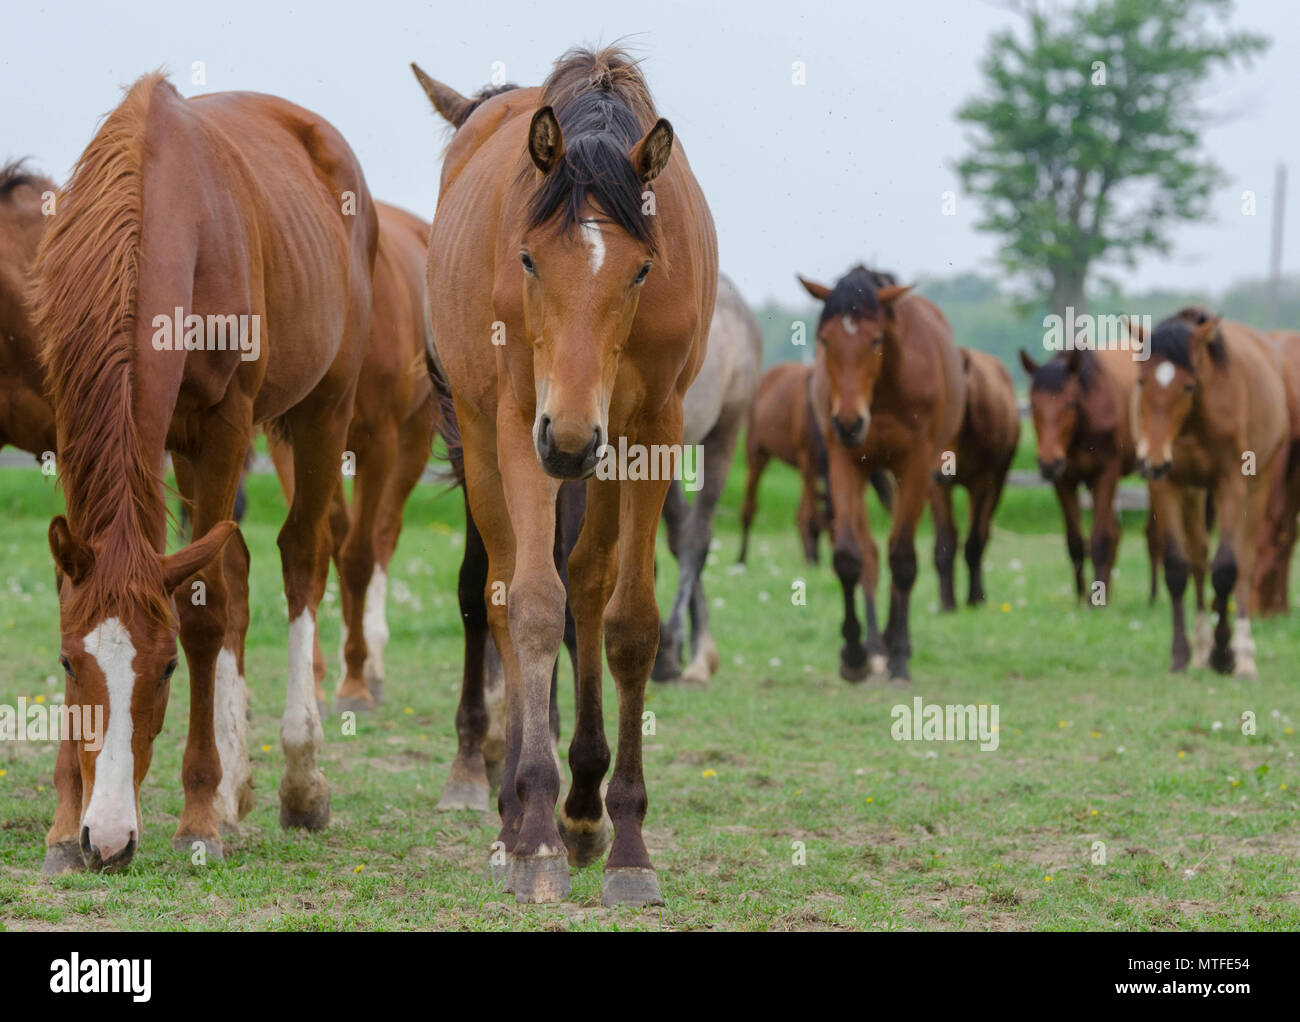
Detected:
left=0, top=444, right=1297, bottom=931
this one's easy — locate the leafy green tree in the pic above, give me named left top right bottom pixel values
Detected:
left=956, top=0, right=1267, bottom=316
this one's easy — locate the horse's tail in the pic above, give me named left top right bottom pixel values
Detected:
left=411, top=64, right=519, bottom=130
left=427, top=347, right=465, bottom=489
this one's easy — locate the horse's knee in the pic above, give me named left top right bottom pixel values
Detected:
left=1164, top=545, right=1189, bottom=598
left=1067, top=532, right=1085, bottom=564
left=605, top=597, right=660, bottom=680
left=1090, top=530, right=1112, bottom=571
left=1211, top=546, right=1237, bottom=596
left=889, top=540, right=918, bottom=592
left=832, top=539, right=862, bottom=586
left=508, top=574, right=566, bottom=664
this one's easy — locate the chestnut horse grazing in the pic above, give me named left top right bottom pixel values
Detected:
left=1251, top=330, right=1300, bottom=614
left=1019, top=345, right=1159, bottom=603
left=416, top=47, right=717, bottom=904
left=799, top=267, right=965, bottom=683
left=0, top=161, right=57, bottom=460
left=930, top=347, right=1018, bottom=609
left=34, top=74, right=376, bottom=873
left=653, top=272, right=762, bottom=686
left=738, top=362, right=830, bottom=565
left=1132, top=309, right=1288, bottom=678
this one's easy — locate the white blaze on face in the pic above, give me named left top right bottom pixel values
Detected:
left=580, top=219, right=605, bottom=275
left=842, top=315, right=858, bottom=335
left=81, top=617, right=139, bottom=860
left=1155, top=361, right=1176, bottom=388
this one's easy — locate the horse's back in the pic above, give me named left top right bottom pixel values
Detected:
left=961, top=348, right=1019, bottom=457
left=682, top=274, right=762, bottom=445
left=363, top=203, right=432, bottom=423
left=749, top=362, right=809, bottom=465
left=1222, top=321, right=1288, bottom=460
left=897, top=293, right=965, bottom=448
left=1265, top=331, right=1300, bottom=445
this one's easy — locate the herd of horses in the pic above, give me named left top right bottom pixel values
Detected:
left=0, top=46, right=1296, bottom=906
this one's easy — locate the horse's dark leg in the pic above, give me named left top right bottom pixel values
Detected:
left=1088, top=463, right=1122, bottom=605
left=652, top=478, right=690, bottom=681
left=1055, top=477, right=1086, bottom=599
left=883, top=457, right=928, bottom=683
left=437, top=495, right=493, bottom=811
left=829, top=446, right=868, bottom=682
left=930, top=481, right=958, bottom=612
left=1180, top=490, right=1211, bottom=667
left=557, top=479, right=617, bottom=868
left=1151, top=480, right=1191, bottom=672
left=965, top=469, right=1002, bottom=606
left=1144, top=509, right=1161, bottom=605
left=738, top=446, right=768, bottom=565
left=549, top=481, right=585, bottom=764
left=677, top=415, right=742, bottom=686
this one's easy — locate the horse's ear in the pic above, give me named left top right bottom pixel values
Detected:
left=410, top=63, right=476, bottom=129
left=1190, top=316, right=1223, bottom=359
left=797, top=276, right=832, bottom=302
left=877, top=284, right=914, bottom=321
left=1064, top=348, right=1084, bottom=375
left=960, top=349, right=972, bottom=374
left=161, top=521, right=237, bottom=593
left=49, top=515, right=93, bottom=585
left=1019, top=349, right=1040, bottom=376
left=628, top=118, right=673, bottom=183
left=1125, top=315, right=1147, bottom=344
left=527, top=107, right=565, bottom=174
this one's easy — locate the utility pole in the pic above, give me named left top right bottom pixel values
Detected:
left=1268, top=163, right=1286, bottom=329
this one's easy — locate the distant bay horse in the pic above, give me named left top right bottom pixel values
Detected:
left=652, top=272, right=761, bottom=686
left=35, top=74, right=376, bottom=872
left=799, top=266, right=965, bottom=683
left=267, top=202, right=438, bottom=715
left=415, top=47, right=717, bottom=905
left=930, top=347, right=1018, bottom=609
left=1019, top=344, right=1160, bottom=604
left=1131, top=309, right=1288, bottom=677
left=1251, top=329, right=1300, bottom=614
left=0, top=160, right=57, bottom=461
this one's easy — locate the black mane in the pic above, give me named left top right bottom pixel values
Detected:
left=1150, top=309, right=1227, bottom=370
left=818, top=265, right=898, bottom=328
left=1031, top=348, right=1098, bottom=393
left=523, top=48, right=659, bottom=253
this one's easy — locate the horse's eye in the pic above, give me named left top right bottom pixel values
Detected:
left=1183, top=383, right=1195, bottom=393
left=520, top=251, right=536, bottom=275
left=162, top=658, right=178, bottom=683
left=59, top=654, right=74, bottom=680
left=634, top=262, right=651, bottom=285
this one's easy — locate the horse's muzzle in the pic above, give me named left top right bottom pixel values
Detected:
left=80, top=824, right=137, bottom=873
left=536, top=416, right=603, bottom=480
left=1138, top=458, right=1171, bottom=481
left=833, top=415, right=867, bottom=449
left=1038, top=458, right=1065, bottom=482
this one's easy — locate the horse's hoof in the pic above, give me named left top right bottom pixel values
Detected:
left=839, top=646, right=869, bottom=683
left=333, top=695, right=374, bottom=715
left=650, top=657, right=681, bottom=682
left=557, top=811, right=612, bottom=868
left=172, top=833, right=224, bottom=863
left=436, top=778, right=491, bottom=812
left=509, top=852, right=571, bottom=903
left=602, top=867, right=663, bottom=908
left=1208, top=647, right=1235, bottom=675
left=279, top=792, right=331, bottom=831
left=1234, top=658, right=1258, bottom=681
left=41, top=841, right=85, bottom=876
left=367, top=675, right=385, bottom=704
left=868, top=653, right=888, bottom=678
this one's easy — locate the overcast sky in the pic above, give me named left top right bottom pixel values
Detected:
left=3, top=0, right=1297, bottom=306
